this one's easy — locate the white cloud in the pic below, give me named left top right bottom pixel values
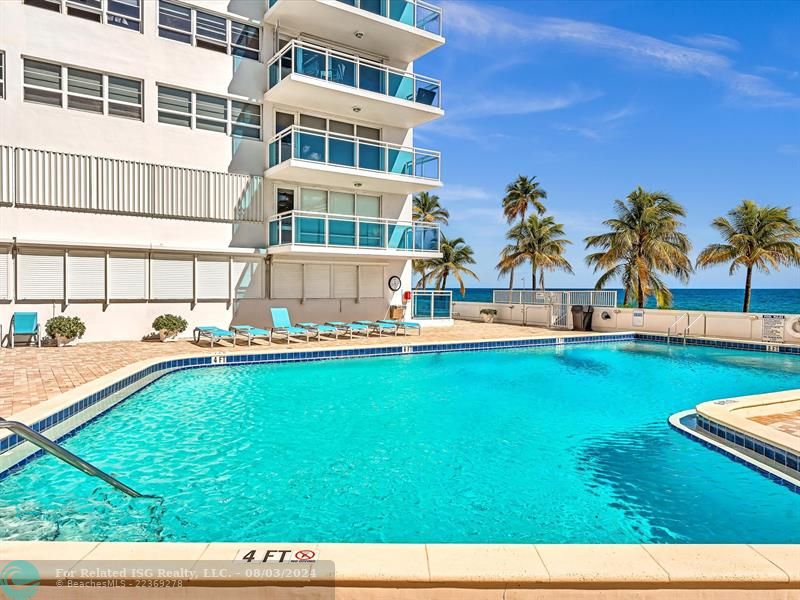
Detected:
left=437, top=184, right=493, bottom=202
left=778, top=144, right=800, bottom=156
left=446, top=86, right=602, bottom=119
left=441, top=1, right=800, bottom=109
left=675, top=33, right=741, bottom=52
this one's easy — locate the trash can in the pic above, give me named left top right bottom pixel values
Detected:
left=583, top=306, right=594, bottom=331
left=571, top=305, right=585, bottom=331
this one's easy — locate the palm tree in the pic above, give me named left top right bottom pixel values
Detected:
left=501, top=214, right=573, bottom=290
left=413, top=192, right=449, bottom=225
left=426, top=236, right=478, bottom=295
left=502, top=175, right=547, bottom=224
left=696, top=200, right=800, bottom=312
left=496, top=241, right=525, bottom=290
left=585, top=187, right=692, bottom=308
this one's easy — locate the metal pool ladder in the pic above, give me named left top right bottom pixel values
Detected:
left=0, top=418, right=151, bottom=498
left=666, top=312, right=689, bottom=344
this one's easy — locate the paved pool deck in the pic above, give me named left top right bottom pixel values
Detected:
left=0, top=321, right=592, bottom=416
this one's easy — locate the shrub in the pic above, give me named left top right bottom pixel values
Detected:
left=479, top=308, right=498, bottom=316
left=45, top=316, right=86, bottom=340
left=153, top=314, right=188, bottom=334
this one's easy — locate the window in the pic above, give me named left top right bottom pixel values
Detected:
left=108, top=76, right=143, bottom=119
left=271, top=262, right=302, bottom=299
left=158, top=1, right=261, bottom=61
left=24, top=0, right=142, bottom=32
left=67, top=68, right=103, bottom=113
left=150, top=255, right=193, bottom=299
left=0, top=52, right=4, bottom=99
left=233, top=259, right=263, bottom=299
left=0, top=249, right=9, bottom=299
left=24, top=58, right=142, bottom=119
left=197, top=257, right=229, bottom=299
left=158, top=85, right=261, bottom=139
left=304, top=264, right=331, bottom=299
left=67, top=252, right=105, bottom=300
left=17, top=251, right=65, bottom=300
left=23, top=59, right=62, bottom=106
left=108, top=253, right=146, bottom=299
left=300, top=189, right=327, bottom=212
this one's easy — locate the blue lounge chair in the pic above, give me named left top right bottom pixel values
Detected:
left=355, top=320, right=398, bottom=337
left=194, top=326, right=236, bottom=347
left=9, top=312, right=41, bottom=348
left=231, top=325, right=271, bottom=346
left=297, top=322, right=341, bottom=340
left=270, top=308, right=310, bottom=344
left=379, top=319, right=422, bottom=336
left=326, top=321, right=370, bottom=338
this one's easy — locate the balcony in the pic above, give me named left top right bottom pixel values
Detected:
left=266, top=40, right=443, bottom=128
left=268, top=211, right=441, bottom=258
left=265, top=0, right=443, bottom=63
left=267, top=126, right=441, bottom=195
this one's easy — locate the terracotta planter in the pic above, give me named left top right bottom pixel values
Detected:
left=159, top=329, right=178, bottom=342
left=55, top=335, right=77, bottom=347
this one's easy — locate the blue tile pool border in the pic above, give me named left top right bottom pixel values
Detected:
left=0, top=331, right=797, bottom=483
left=669, top=412, right=800, bottom=494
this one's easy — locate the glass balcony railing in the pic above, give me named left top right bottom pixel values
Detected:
left=268, top=126, right=441, bottom=182
left=269, top=210, right=441, bottom=253
left=268, top=40, right=442, bottom=109
left=268, top=0, right=443, bottom=37
left=411, top=290, right=452, bottom=319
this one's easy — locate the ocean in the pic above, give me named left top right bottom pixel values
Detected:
left=448, top=288, right=800, bottom=314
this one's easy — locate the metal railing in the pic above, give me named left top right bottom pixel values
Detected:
left=269, top=210, right=440, bottom=253
left=682, top=313, right=708, bottom=345
left=666, top=312, right=689, bottom=344
left=268, top=125, right=441, bottom=181
left=0, top=418, right=152, bottom=498
left=492, top=289, right=618, bottom=308
left=1, top=145, right=265, bottom=222
left=411, top=290, right=451, bottom=319
left=268, top=40, right=441, bottom=109
left=267, top=0, right=443, bottom=36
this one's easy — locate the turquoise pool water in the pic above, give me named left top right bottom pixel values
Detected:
left=1, top=341, right=799, bottom=543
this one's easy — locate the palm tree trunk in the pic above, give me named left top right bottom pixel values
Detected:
left=743, top=266, right=753, bottom=313
left=508, top=270, right=514, bottom=290
left=531, top=261, right=537, bottom=291
left=441, top=272, right=448, bottom=291
left=623, top=288, right=629, bottom=306
left=637, top=278, right=644, bottom=309
left=539, top=268, right=545, bottom=291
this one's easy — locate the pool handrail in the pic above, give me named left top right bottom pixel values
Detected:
left=683, top=313, right=708, bottom=345
left=666, top=312, right=690, bottom=344
left=0, top=417, right=151, bottom=498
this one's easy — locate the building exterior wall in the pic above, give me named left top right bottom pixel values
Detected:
left=0, top=0, right=444, bottom=343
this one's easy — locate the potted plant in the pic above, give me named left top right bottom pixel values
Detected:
left=153, top=314, right=188, bottom=342
left=45, top=316, right=86, bottom=347
left=480, top=308, right=497, bottom=323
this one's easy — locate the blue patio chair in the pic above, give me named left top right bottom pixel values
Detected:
left=10, top=312, right=41, bottom=348
left=231, top=325, right=271, bottom=346
left=270, top=308, right=311, bottom=344
left=297, top=322, right=341, bottom=340
left=193, top=326, right=236, bottom=347
left=378, top=319, right=422, bottom=336
left=326, top=321, right=370, bottom=338
left=355, top=320, right=398, bottom=337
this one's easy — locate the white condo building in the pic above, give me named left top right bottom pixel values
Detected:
left=0, top=0, right=445, bottom=342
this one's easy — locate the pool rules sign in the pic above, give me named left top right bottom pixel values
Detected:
left=762, top=314, right=785, bottom=343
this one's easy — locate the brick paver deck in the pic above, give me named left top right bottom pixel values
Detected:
left=0, top=321, right=586, bottom=416
left=749, top=409, right=800, bottom=438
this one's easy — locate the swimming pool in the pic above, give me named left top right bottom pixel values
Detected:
left=0, top=340, right=798, bottom=543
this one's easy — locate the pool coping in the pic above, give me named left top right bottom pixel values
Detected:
left=2, top=332, right=800, bottom=593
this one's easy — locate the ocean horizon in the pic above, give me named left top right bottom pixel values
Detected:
left=445, top=287, right=800, bottom=314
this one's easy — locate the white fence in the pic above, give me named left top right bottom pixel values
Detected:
left=1, top=146, right=265, bottom=223
left=492, top=289, right=618, bottom=307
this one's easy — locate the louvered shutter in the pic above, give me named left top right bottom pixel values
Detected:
left=359, top=265, right=384, bottom=298
left=150, top=255, right=193, bottom=299
left=303, top=264, right=331, bottom=299
left=68, top=252, right=105, bottom=300
left=333, top=265, right=358, bottom=298
left=17, top=251, right=65, bottom=300
left=108, top=252, right=147, bottom=299
left=197, top=257, right=229, bottom=299
left=272, top=262, right=302, bottom=299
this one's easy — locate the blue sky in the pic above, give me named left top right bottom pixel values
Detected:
left=413, top=0, right=800, bottom=289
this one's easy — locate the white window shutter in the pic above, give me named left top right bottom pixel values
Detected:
left=232, top=259, right=263, bottom=299
left=303, top=264, right=331, bottom=299
left=17, top=251, right=65, bottom=300
left=333, top=265, right=358, bottom=298
left=67, top=252, right=105, bottom=300
left=197, top=257, right=229, bottom=299
left=151, top=254, right=193, bottom=299
left=108, top=252, right=147, bottom=299
left=359, top=265, right=384, bottom=298
left=0, top=250, right=9, bottom=299
left=271, top=262, right=302, bottom=299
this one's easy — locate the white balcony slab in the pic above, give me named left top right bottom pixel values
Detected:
left=267, top=244, right=440, bottom=259
left=265, top=0, right=444, bottom=63
left=266, top=74, right=443, bottom=129
left=265, top=159, right=441, bottom=195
